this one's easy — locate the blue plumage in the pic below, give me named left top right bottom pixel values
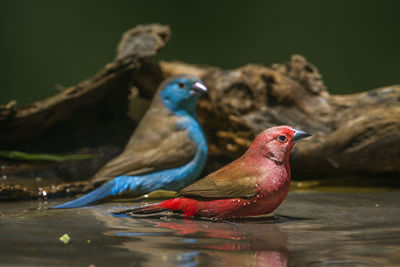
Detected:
left=53, top=75, right=208, bottom=208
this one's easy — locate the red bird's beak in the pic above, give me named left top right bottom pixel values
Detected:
left=191, top=81, right=208, bottom=95
left=292, top=129, right=311, bottom=143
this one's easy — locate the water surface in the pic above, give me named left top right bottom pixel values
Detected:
left=1, top=191, right=399, bottom=266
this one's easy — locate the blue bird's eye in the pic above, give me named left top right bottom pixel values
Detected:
left=178, top=82, right=185, bottom=89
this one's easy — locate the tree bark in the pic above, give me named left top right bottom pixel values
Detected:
left=1, top=24, right=399, bottom=200
left=158, top=59, right=400, bottom=177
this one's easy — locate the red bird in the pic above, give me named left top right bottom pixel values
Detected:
left=117, top=126, right=311, bottom=219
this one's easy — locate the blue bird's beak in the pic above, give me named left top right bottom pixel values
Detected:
left=292, top=129, right=312, bottom=143
left=191, top=81, right=208, bottom=95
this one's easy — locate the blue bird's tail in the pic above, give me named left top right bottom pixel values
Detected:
left=53, top=181, right=117, bottom=209
left=52, top=176, right=155, bottom=209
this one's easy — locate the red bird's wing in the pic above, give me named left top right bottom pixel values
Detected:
left=179, top=158, right=258, bottom=199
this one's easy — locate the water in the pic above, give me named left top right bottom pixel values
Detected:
left=1, top=191, right=400, bottom=266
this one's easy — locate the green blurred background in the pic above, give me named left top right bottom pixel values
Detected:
left=0, top=0, right=399, bottom=105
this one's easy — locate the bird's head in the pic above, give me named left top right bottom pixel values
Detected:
left=160, top=75, right=208, bottom=116
left=246, top=126, right=311, bottom=164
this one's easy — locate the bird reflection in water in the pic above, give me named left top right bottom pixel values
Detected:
left=115, top=216, right=289, bottom=267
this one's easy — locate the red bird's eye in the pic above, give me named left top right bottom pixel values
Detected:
left=178, top=82, right=185, bottom=89
left=278, top=135, right=287, bottom=142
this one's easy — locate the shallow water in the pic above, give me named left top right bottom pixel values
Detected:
left=1, top=191, right=400, bottom=266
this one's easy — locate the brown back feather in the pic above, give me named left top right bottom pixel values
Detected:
left=91, top=91, right=196, bottom=184
left=179, top=157, right=258, bottom=199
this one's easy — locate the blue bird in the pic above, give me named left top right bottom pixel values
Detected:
left=54, top=75, right=208, bottom=208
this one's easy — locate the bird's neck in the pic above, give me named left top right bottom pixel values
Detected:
left=173, top=115, right=208, bottom=185
left=160, top=92, right=205, bottom=151
left=242, top=154, right=290, bottom=191
left=178, top=101, right=198, bottom=118
left=175, top=108, right=197, bottom=118
left=178, top=116, right=207, bottom=156
left=260, top=158, right=291, bottom=192
left=161, top=93, right=198, bottom=118
left=157, top=91, right=207, bottom=175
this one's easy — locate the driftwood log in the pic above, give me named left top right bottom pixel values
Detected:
left=1, top=24, right=399, bottom=200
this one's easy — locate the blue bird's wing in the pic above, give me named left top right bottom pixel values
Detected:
left=91, top=93, right=198, bottom=185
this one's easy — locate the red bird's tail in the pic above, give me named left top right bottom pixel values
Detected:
left=114, top=198, right=200, bottom=218
left=114, top=202, right=168, bottom=217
